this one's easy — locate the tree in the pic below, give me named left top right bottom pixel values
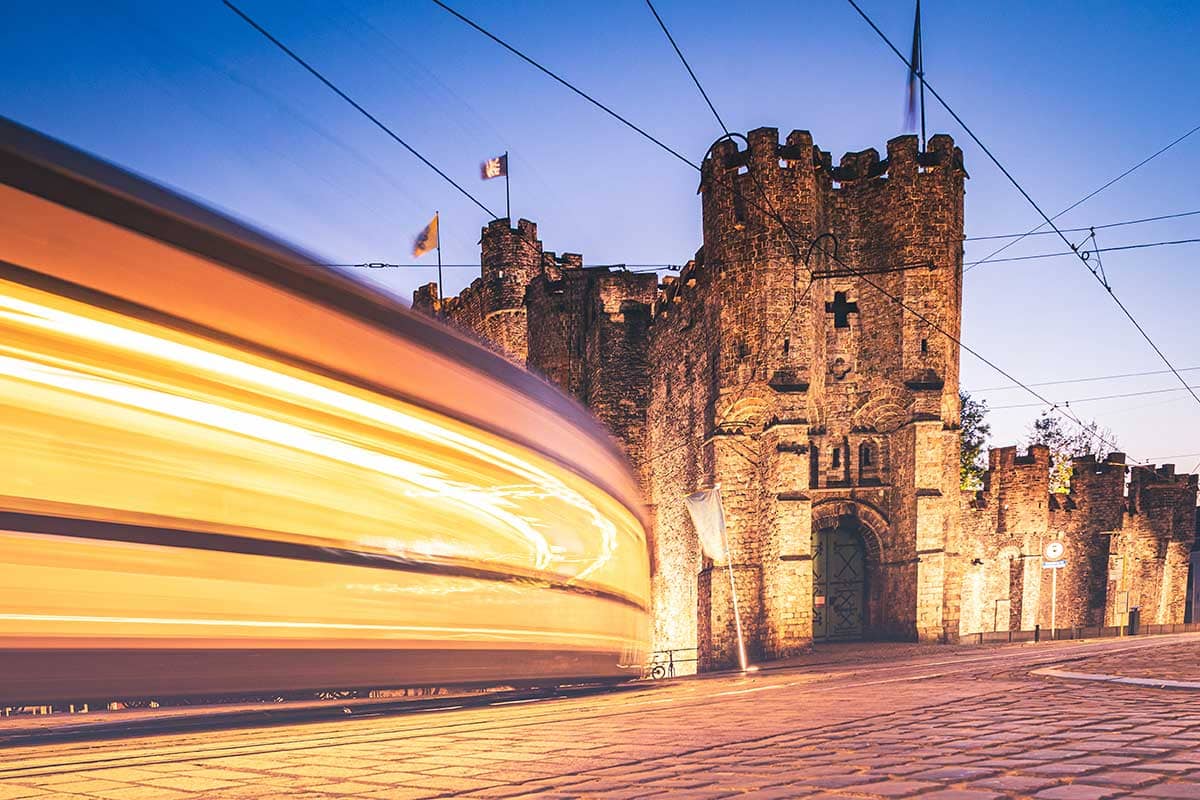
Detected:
left=1025, top=411, right=1119, bottom=493
left=960, top=390, right=990, bottom=490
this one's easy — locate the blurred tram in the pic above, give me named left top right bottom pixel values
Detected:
left=0, top=117, right=650, bottom=705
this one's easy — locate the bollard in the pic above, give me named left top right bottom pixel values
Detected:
left=1128, top=607, right=1141, bottom=636
left=1034, top=624, right=1040, bottom=643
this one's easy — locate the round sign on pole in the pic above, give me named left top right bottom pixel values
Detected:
left=1044, top=541, right=1065, bottom=561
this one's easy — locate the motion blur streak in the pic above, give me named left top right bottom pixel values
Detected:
left=0, top=116, right=650, bottom=703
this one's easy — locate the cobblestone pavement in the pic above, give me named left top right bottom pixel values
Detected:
left=2, top=635, right=1198, bottom=800
left=1056, top=640, right=1200, bottom=683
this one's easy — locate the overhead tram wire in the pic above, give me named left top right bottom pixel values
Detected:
left=429, top=0, right=699, bottom=172
left=964, top=237, right=1200, bottom=267
left=640, top=1, right=1132, bottom=466
left=965, top=209, right=1200, bottom=242
left=990, top=384, right=1200, bottom=411
left=971, top=364, right=1200, bottom=393
left=844, top=0, right=1200, bottom=413
left=223, top=0, right=497, bottom=218
left=309, top=262, right=681, bottom=270
left=643, top=0, right=821, bottom=465
left=965, top=124, right=1200, bottom=271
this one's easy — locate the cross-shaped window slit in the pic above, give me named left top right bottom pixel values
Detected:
left=825, top=291, right=859, bottom=328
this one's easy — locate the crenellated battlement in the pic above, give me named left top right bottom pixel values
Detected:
left=1129, top=463, right=1200, bottom=509
left=699, top=128, right=965, bottom=196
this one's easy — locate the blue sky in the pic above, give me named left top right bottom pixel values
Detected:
left=3, top=1, right=1198, bottom=471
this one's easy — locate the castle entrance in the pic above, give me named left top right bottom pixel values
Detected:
left=812, top=523, right=866, bottom=641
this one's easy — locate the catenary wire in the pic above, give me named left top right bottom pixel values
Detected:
left=965, top=209, right=1200, bottom=242
left=964, top=237, right=1200, bottom=267
left=642, top=0, right=1132, bottom=466
left=223, top=0, right=497, bottom=218
left=306, top=262, right=681, bottom=269
left=965, top=124, right=1200, bottom=270
left=643, top=0, right=819, bottom=469
left=843, top=0, right=1200, bottom=412
left=990, top=384, right=1200, bottom=411
left=970, top=364, right=1200, bottom=393
left=429, top=0, right=699, bottom=171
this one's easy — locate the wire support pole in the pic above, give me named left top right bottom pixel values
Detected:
left=723, top=520, right=749, bottom=674
left=224, top=0, right=496, bottom=218
left=430, top=0, right=698, bottom=171
left=843, top=0, right=1200, bottom=411
left=435, top=210, right=443, bottom=309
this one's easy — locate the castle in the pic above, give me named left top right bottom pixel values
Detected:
left=413, top=128, right=1198, bottom=669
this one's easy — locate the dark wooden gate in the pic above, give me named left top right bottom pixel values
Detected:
left=812, top=524, right=865, bottom=641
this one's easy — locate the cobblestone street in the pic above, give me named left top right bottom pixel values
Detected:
left=2, top=635, right=1198, bottom=800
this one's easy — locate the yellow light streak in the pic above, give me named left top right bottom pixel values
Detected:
left=0, top=614, right=634, bottom=644
left=0, top=289, right=630, bottom=579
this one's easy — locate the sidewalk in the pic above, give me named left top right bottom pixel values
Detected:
left=1034, top=639, right=1200, bottom=691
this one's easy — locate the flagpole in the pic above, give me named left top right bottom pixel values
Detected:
left=504, top=151, right=510, bottom=222
left=917, top=0, right=926, bottom=151
left=435, top=211, right=443, bottom=311
left=715, top=484, right=748, bottom=673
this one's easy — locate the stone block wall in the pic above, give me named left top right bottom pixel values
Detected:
left=1107, top=466, right=1198, bottom=625
left=411, top=127, right=1196, bottom=670
left=959, top=448, right=1196, bottom=636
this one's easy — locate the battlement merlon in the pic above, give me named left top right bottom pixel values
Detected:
left=1129, top=463, right=1200, bottom=493
left=412, top=281, right=439, bottom=314
left=698, top=128, right=965, bottom=193
left=987, top=444, right=1050, bottom=472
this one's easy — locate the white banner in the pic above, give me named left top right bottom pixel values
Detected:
left=685, top=486, right=727, bottom=562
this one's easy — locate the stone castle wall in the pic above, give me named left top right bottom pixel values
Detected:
left=412, top=126, right=1196, bottom=668
left=960, top=448, right=1196, bottom=634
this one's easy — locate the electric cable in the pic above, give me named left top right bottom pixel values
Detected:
left=224, top=0, right=497, bottom=218
left=964, top=237, right=1200, bottom=267
left=965, top=209, right=1200, bottom=242
left=429, top=0, right=699, bottom=171
left=844, top=0, right=1200, bottom=411
left=643, top=0, right=1133, bottom=465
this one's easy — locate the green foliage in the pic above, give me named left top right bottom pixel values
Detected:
left=960, top=390, right=990, bottom=491
left=1025, top=411, right=1119, bottom=493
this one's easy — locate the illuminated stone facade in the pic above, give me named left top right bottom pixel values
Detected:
left=961, top=447, right=1197, bottom=634
left=414, top=128, right=1197, bottom=670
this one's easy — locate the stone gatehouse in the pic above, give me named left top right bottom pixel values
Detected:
left=413, top=127, right=1197, bottom=670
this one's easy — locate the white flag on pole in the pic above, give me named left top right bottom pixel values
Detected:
left=685, top=486, right=727, bottom=562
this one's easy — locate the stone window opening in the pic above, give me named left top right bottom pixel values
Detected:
left=497, top=269, right=505, bottom=279
left=782, top=337, right=790, bottom=356
left=921, top=338, right=928, bottom=354
left=825, top=291, right=859, bottom=329
left=831, top=447, right=842, bottom=469
left=860, top=443, right=872, bottom=467
left=809, top=446, right=820, bottom=488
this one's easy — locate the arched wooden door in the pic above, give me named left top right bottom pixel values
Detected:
left=812, top=524, right=866, bottom=641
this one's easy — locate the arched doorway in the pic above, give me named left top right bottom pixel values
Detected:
left=812, top=521, right=867, bottom=641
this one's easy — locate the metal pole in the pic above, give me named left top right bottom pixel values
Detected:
left=504, top=151, right=511, bottom=222
left=918, top=0, right=926, bottom=151
left=1050, top=566, right=1057, bottom=637
left=717, top=489, right=748, bottom=672
left=435, top=211, right=443, bottom=311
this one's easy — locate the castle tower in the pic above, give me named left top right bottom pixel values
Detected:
left=647, top=128, right=968, bottom=669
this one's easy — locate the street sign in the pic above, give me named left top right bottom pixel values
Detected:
left=1043, top=559, right=1066, bottom=569
left=1044, top=541, right=1065, bottom=561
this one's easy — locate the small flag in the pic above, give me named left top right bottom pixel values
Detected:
left=905, top=0, right=922, bottom=132
left=480, top=153, right=508, bottom=180
left=412, top=214, right=439, bottom=258
left=685, top=485, right=727, bottom=562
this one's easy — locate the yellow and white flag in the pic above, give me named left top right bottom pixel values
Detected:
left=412, top=213, right=439, bottom=258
